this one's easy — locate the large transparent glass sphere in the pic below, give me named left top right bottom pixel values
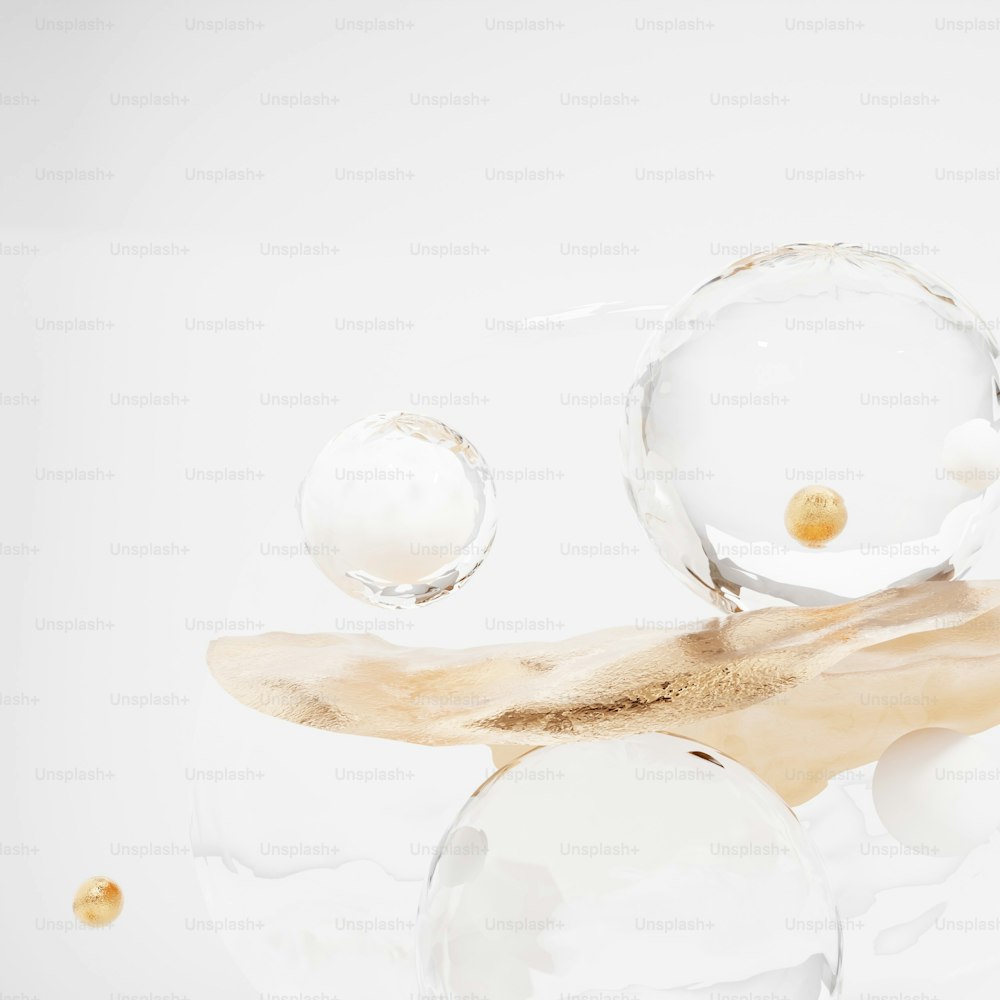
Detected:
left=624, top=244, right=1000, bottom=611
left=418, top=734, right=841, bottom=1000
left=298, top=412, right=497, bottom=609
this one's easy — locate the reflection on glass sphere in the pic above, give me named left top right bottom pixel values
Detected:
left=298, top=412, right=497, bottom=609
left=418, top=734, right=841, bottom=1000
left=623, top=244, right=1000, bottom=611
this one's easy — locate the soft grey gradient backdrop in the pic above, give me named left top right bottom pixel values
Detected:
left=3, top=1, right=1000, bottom=997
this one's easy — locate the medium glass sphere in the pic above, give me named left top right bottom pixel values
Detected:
left=623, top=244, right=1000, bottom=611
left=418, top=734, right=842, bottom=1000
left=298, top=412, right=496, bottom=608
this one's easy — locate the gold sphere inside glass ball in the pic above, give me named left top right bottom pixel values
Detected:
left=73, top=876, right=123, bottom=927
left=623, top=245, right=1000, bottom=611
left=784, top=486, right=847, bottom=548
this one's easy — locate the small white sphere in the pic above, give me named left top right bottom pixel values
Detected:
left=941, top=418, right=1000, bottom=494
left=873, top=728, right=1000, bottom=857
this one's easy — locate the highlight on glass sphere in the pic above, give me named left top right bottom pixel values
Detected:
left=418, top=734, right=841, bottom=1000
left=298, top=412, right=497, bottom=609
left=623, top=243, right=1000, bottom=612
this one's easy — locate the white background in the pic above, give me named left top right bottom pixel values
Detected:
left=3, top=1, right=1000, bottom=997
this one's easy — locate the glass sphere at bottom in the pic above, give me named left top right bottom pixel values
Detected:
left=418, top=734, right=842, bottom=1000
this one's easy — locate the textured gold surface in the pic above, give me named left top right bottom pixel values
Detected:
left=677, top=601, right=1000, bottom=802
left=784, top=485, right=847, bottom=547
left=207, top=581, right=1000, bottom=784
left=73, top=876, right=123, bottom=927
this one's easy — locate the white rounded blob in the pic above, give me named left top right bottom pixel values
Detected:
left=941, top=418, right=1000, bottom=494
left=298, top=412, right=497, bottom=609
left=418, top=734, right=842, bottom=1000
left=872, top=728, right=1000, bottom=858
left=623, top=243, right=1000, bottom=611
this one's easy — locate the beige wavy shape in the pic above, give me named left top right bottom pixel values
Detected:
left=207, top=581, right=1000, bottom=802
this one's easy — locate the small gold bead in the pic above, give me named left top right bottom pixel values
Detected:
left=73, top=876, right=123, bottom=927
left=784, top=486, right=847, bottom=548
